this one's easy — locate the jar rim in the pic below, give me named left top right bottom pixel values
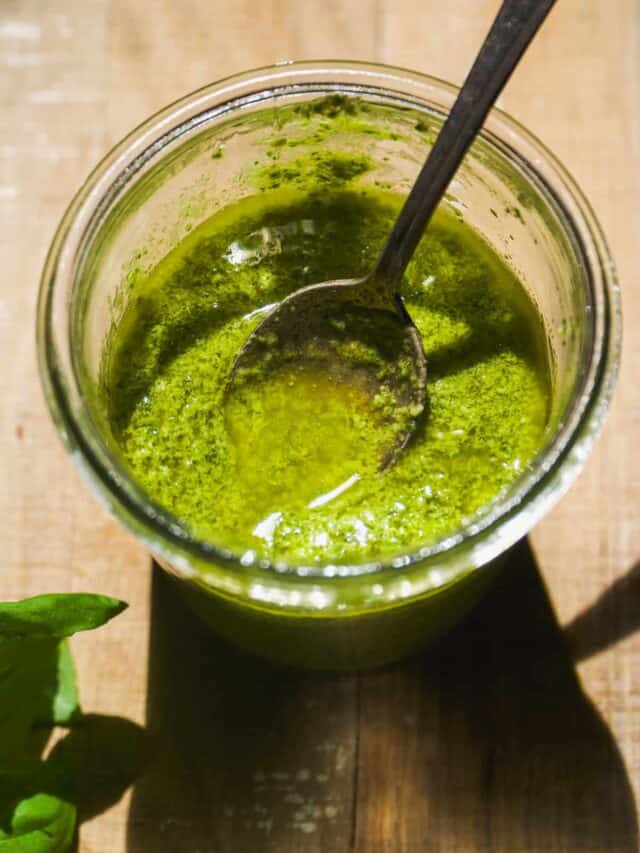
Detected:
left=37, top=59, right=621, bottom=584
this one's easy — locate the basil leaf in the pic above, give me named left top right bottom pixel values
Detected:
left=0, top=639, right=82, bottom=763
left=48, top=643, right=79, bottom=727
left=0, top=595, right=127, bottom=641
left=0, top=793, right=75, bottom=852
left=0, top=640, right=59, bottom=763
left=0, top=593, right=129, bottom=851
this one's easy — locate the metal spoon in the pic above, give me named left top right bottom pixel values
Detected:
left=228, top=0, right=556, bottom=468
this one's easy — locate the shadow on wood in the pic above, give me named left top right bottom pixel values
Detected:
left=59, top=714, right=150, bottom=853
left=565, top=558, right=640, bottom=663
left=352, top=539, right=638, bottom=852
left=126, top=563, right=359, bottom=852
left=126, top=542, right=637, bottom=852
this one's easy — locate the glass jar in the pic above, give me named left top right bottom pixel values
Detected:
left=37, top=61, right=620, bottom=670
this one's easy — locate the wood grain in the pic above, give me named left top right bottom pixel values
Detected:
left=1, top=1, right=639, bottom=850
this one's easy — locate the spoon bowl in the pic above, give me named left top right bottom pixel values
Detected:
left=227, top=275, right=428, bottom=468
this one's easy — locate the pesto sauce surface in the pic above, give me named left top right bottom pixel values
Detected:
left=104, top=185, right=549, bottom=565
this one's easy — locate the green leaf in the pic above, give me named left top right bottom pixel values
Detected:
left=0, top=595, right=127, bottom=641
left=0, top=793, right=75, bottom=852
left=0, top=716, right=148, bottom=850
left=0, top=639, right=80, bottom=763
left=0, top=640, right=59, bottom=763
left=49, top=643, right=79, bottom=727
left=0, top=595, right=129, bottom=852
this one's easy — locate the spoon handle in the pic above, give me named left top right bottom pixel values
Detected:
left=374, top=0, right=556, bottom=292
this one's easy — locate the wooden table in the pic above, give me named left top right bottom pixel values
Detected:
left=2, top=1, right=639, bottom=850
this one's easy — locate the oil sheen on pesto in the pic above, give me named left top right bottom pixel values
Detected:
left=103, top=160, right=549, bottom=565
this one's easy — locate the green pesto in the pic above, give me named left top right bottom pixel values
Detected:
left=102, top=158, right=549, bottom=566
left=256, top=150, right=374, bottom=191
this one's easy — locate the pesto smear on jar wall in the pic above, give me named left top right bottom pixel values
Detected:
left=101, top=101, right=550, bottom=567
